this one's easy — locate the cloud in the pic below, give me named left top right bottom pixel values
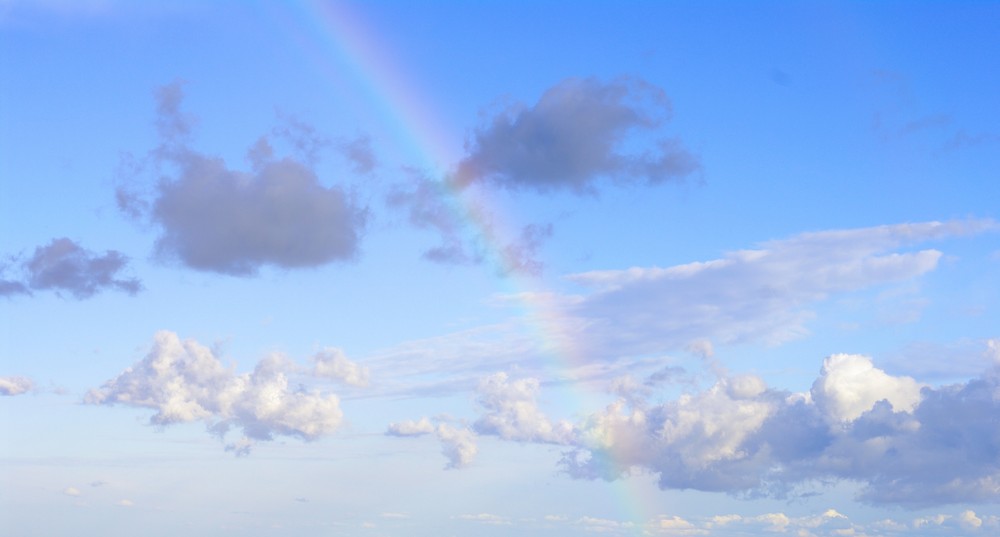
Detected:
left=0, top=375, right=34, bottom=396
left=312, top=348, right=370, bottom=387
left=0, top=238, right=141, bottom=299
left=811, top=353, right=923, bottom=423
left=454, top=77, right=700, bottom=194
left=431, top=350, right=1000, bottom=507
left=123, top=82, right=368, bottom=276
left=565, top=219, right=995, bottom=355
left=435, top=423, right=477, bottom=469
left=86, top=331, right=345, bottom=454
left=339, top=135, right=377, bottom=174
left=473, top=372, right=575, bottom=444
left=386, top=174, right=552, bottom=273
left=455, top=513, right=510, bottom=525
left=385, top=417, right=435, bottom=437
left=63, top=487, right=81, bottom=497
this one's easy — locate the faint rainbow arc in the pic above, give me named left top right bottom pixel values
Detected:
left=284, top=2, right=662, bottom=531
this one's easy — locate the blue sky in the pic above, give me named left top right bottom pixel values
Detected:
left=2, top=1, right=1000, bottom=536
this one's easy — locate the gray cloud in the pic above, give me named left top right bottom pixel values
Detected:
left=125, top=82, right=368, bottom=276
left=454, top=77, right=700, bottom=194
left=386, top=174, right=552, bottom=273
left=86, top=331, right=346, bottom=454
left=0, top=375, right=34, bottom=396
left=0, top=238, right=140, bottom=299
left=339, top=135, right=377, bottom=175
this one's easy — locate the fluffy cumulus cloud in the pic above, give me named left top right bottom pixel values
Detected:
left=454, top=77, right=700, bottom=193
left=0, top=375, right=34, bottom=396
left=435, top=423, right=477, bottom=469
left=385, top=417, right=477, bottom=469
left=86, top=331, right=347, bottom=454
left=565, top=219, right=995, bottom=355
left=0, top=238, right=140, bottom=299
left=119, top=82, right=367, bottom=276
left=553, top=352, right=1000, bottom=506
left=420, top=347, right=1000, bottom=507
left=473, top=372, right=575, bottom=444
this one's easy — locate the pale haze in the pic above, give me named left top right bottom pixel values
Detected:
left=2, top=2, right=1000, bottom=536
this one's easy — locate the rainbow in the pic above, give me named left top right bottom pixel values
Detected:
left=274, top=1, right=664, bottom=531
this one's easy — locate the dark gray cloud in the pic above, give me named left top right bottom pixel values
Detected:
left=454, top=77, right=700, bottom=194
left=126, top=82, right=368, bottom=276
left=0, top=238, right=140, bottom=299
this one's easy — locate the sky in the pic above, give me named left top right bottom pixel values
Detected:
left=2, top=1, right=1000, bottom=535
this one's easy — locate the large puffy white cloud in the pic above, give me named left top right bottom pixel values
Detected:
left=86, top=331, right=351, bottom=454
left=426, top=344, right=1000, bottom=507
left=811, top=353, right=924, bottom=423
left=454, top=77, right=700, bottom=193
left=0, top=238, right=140, bottom=299
left=119, top=82, right=367, bottom=276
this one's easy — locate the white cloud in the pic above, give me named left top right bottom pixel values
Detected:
left=0, top=375, right=34, bottom=396
left=567, top=220, right=993, bottom=356
left=86, top=331, right=345, bottom=453
left=810, top=353, right=923, bottom=423
left=385, top=417, right=435, bottom=437
left=360, top=220, right=994, bottom=394
left=455, top=513, right=509, bottom=525
left=650, top=515, right=707, bottom=535
left=473, top=372, right=575, bottom=444
left=959, top=510, right=982, bottom=530
left=468, top=351, right=1000, bottom=507
left=576, top=516, right=635, bottom=533
left=312, top=348, right=370, bottom=387
left=436, top=423, right=477, bottom=469
left=63, top=487, right=81, bottom=497
left=117, top=499, right=134, bottom=507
